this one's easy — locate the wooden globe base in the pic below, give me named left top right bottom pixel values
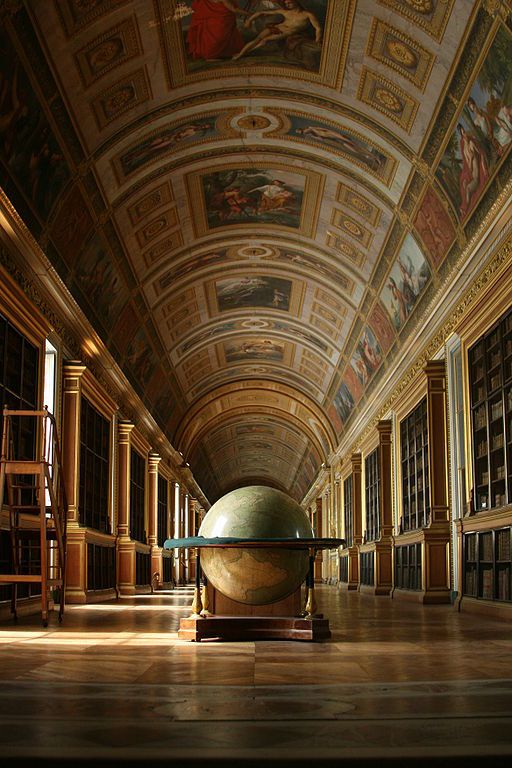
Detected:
left=178, top=614, right=330, bottom=642
left=178, top=583, right=331, bottom=642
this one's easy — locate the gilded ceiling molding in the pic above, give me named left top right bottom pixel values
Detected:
left=112, top=145, right=401, bottom=215
left=176, top=381, right=337, bottom=459
left=366, top=18, right=436, bottom=92
left=94, top=88, right=414, bottom=163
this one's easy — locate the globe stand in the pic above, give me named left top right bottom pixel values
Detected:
left=200, top=574, right=213, bottom=617
left=301, top=551, right=318, bottom=620
left=178, top=614, right=331, bottom=642
left=165, top=513, right=344, bottom=643
left=188, top=550, right=203, bottom=619
left=179, top=549, right=330, bottom=642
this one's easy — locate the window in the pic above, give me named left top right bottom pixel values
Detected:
left=400, top=398, right=430, bottom=532
left=344, top=475, right=353, bottom=548
left=79, top=397, right=110, bottom=533
left=157, top=474, right=168, bottom=547
left=468, top=308, right=512, bottom=511
left=130, top=448, right=146, bottom=543
left=365, top=448, right=380, bottom=542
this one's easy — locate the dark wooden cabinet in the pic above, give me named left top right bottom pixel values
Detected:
left=395, top=543, right=422, bottom=590
left=365, top=448, right=380, bottom=542
left=79, top=396, right=110, bottom=533
left=130, top=448, right=146, bottom=544
left=464, top=527, right=511, bottom=602
left=469, top=309, right=512, bottom=511
left=400, top=398, right=430, bottom=532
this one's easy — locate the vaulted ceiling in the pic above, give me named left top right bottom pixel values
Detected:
left=1, top=0, right=512, bottom=503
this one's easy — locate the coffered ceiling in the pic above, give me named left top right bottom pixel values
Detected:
left=1, top=0, right=512, bottom=502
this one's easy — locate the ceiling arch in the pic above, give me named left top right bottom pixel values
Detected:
left=1, top=0, right=510, bottom=503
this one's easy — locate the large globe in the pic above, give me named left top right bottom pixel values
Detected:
left=198, top=485, right=313, bottom=605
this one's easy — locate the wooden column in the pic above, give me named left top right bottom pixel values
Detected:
left=148, top=451, right=161, bottom=588
left=117, top=420, right=135, bottom=595
left=375, top=420, right=393, bottom=594
left=349, top=453, right=362, bottom=590
left=424, top=360, right=450, bottom=602
left=426, top=361, right=450, bottom=524
left=61, top=362, right=87, bottom=602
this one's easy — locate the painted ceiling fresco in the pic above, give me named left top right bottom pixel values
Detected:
left=1, top=0, right=512, bottom=502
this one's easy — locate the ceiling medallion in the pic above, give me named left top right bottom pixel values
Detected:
left=241, top=319, right=270, bottom=329
left=404, top=0, right=433, bottom=11
left=238, top=245, right=274, bottom=258
left=386, top=40, right=418, bottom=68
left=347, top=195, right=372, bottom=216
left=237, top=115, right=272, bottom=131
left=374, top=88, right=403, bottom=113
left=342, top=219, right=363, bottom=237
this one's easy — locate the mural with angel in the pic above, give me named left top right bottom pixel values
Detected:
left=436, top=25, right=512, bottom=221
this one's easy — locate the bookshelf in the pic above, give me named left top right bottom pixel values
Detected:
left=463, top=527, right=511, bottom=602
left=395, top=543, right=422, bottom=590
left=469, top=308, right=512, bottom=511
left=365, top=447, right=380, bottom=542
left=360, top=551, right=375, bottom=586
left=400, top=398, right=430, bottom=532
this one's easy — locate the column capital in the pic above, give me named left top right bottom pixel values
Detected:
left=377, top=419, right=392, bottom=436
left=63, top=360, right=87, bottom=374
left=424, top=359, right=446, bottom=379
left=148, top=451, right=161, bottom=472
left=62, top=361, right=87, bottom=393
left=118, top=420, right=135, bottom=444
left=351, top=452, right=362, bottom=472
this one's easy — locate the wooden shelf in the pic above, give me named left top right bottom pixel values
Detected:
left=469, top=308, right=512, bottom=512
left=463, top=528, right=511, bottom=602
left=400, top=398, right=430, bottom=532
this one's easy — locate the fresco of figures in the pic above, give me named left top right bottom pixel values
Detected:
left=350, top=326, right=383, bottom=387
left=380, top=234, right=431, bottom=332
left=224, top=337, right=285, bottom=363
left=436, top=25, right=512, bottom=221
left=73, top=233, right=128, bottom=332
left=288, top=114, right=392, bottom=182
left=176, top=0, right=327, bottom=74
left=263, top=246, right=352, bottom=292
left=333, top=380, right=355, bottom=425
left=413, top=186, right=456, bottom=269
left=159, top=248, right=233, bottom=291
left=203, top=168, right=304, bottom=229
left=117, top=116, right=219, bottom=178
left=0, top=29, right=69, bottom=220
left=215, top=275, right=292, bottom=311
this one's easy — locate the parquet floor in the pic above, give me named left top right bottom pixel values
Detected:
left=1, top=585, right=512, bottom=767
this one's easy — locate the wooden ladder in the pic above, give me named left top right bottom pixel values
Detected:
left=0, top=407, right=68, bottom=627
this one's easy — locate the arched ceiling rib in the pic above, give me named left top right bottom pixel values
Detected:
left=1, top=0, right=510, bottom=502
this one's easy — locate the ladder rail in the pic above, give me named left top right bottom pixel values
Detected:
left=0, top=406, right=68, bottom=626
